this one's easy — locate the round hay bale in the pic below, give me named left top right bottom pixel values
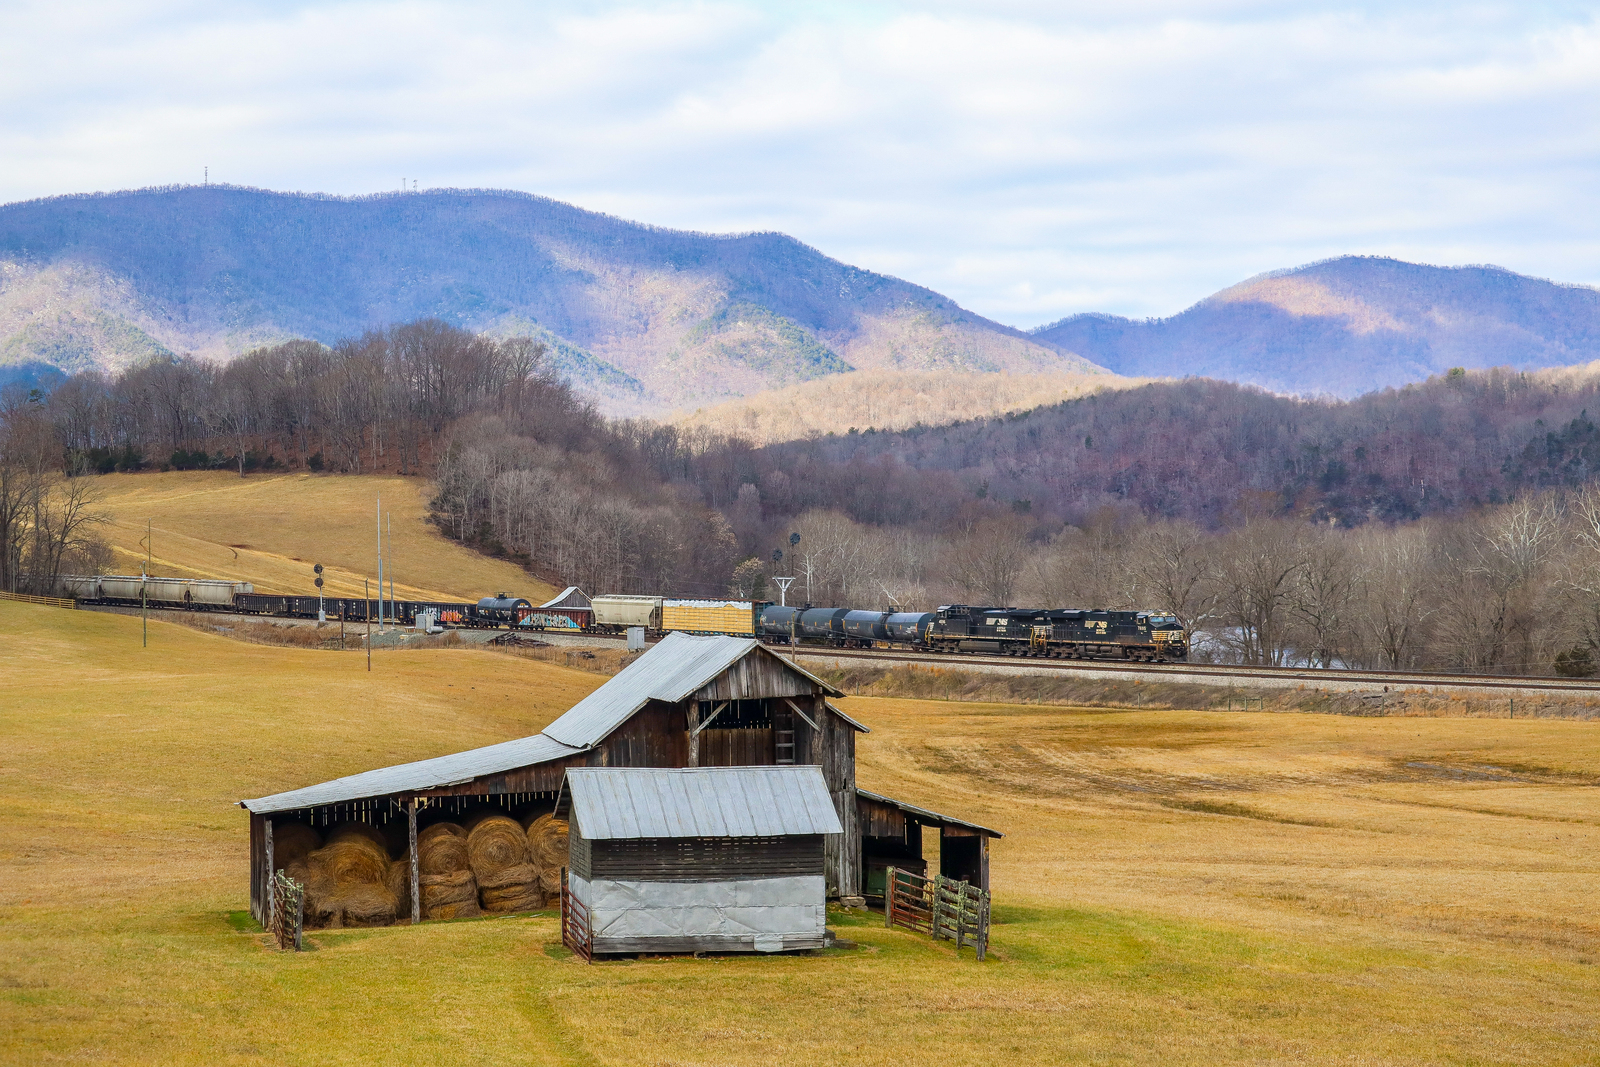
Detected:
left=286, top=856, right=338, bottom=929
left=386, top=852, right=412, bottom=919
left=525, top=814, right=569, bottom=872
left=480, top=881, right=543, bottom=913
left=419, top=821, right=464, bottom=843
left=333, top=883, right=399, bottom=927
left=419, top=824, right=470, bottom=876
left=315, top=839, right=389, bottom=887
left=460, top=809, right=504, bottom=835
left=326, top=821, right=389, bottom=855
left=272, top=823, right=321, bottom=870
left=469, top=815, right=538, bottom=913
left=467, top=815, right=530, bottom=878
left=421, top=869, right=477, bottom=907
left=426, top=898, right=482, bottom=921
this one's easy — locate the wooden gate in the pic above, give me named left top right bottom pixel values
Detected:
left=269, top=870, right=304, bottom=951
left=885, top=865, right=990, bottom=960
left=559, top=869, right=593, bottom=963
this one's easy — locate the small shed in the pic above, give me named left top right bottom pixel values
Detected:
left=557, top=765, right=842, bottom=955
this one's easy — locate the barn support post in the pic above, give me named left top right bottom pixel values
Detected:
left=687, top=701, right=699, bottom=767
left=263, top=818, right=275, bottom=930
left=980, top=835, right=990, bottom=896
left=408, top=798, right=420, bottom=924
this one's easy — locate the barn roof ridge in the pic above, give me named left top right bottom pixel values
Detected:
left=557, top=765, right=845, bottom=839
left=239, top=632, right=846, bottom=815
left=541, top=632, right=844, bottom=749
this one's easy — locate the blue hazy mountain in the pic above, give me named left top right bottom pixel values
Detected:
left=1031, top=257, right=1600, bottom=397
left=0, top=185, right=1093, bottom=412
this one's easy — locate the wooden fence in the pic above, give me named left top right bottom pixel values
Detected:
left=269, top=870, right=305, bottom=951
left=885, top=865, right=990, bottom=960
left=559, top=869, right=593, bottom=963
left=0, top=591, right=76, bottom=609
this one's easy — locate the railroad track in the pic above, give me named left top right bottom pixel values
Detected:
left=785, top=644, right=1600, bottom=696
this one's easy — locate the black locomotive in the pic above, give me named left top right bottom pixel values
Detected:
left=757, top=603, right=1186, bottom=661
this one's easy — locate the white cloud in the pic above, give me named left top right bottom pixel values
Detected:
left=1, top=1, right=1598, bottom=324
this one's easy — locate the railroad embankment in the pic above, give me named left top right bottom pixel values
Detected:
left=817, top=661, right=1600, bottom=721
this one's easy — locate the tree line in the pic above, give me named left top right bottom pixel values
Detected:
left=11, top=319, right=1600, bottom=674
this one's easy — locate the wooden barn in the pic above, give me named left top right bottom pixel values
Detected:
left=239, top=631, right=1000, bottom=928
left=558, top=765, right=841, bottom=956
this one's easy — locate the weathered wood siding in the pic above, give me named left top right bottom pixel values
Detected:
left=816, top=697, right=861, bottom=897
left=699, top=727, right=775, bottom=767
left=417, top=703, right=689, bottom=797
left=693, top=648, right=815, bottom=702
left=248, top=812, right=266, bottom=926
left=569, top=820, right=593, bottom=880
left=590, top=835, right=824, bottom=882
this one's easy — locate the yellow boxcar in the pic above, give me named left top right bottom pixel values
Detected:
left=660, top=599, right=759, bottom=636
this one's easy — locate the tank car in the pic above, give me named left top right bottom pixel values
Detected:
left=799, top=607, right=849, bottom=643
left=842, top=609, right=890, bottom=645
left=475, top=594, right=533, bottom=626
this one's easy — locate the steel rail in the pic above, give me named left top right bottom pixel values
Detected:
left=791, top=644, right=1600, bottom=695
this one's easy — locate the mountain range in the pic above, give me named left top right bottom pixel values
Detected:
left=1034, top=257, right=1600, bottom=396
left=2, top=185, right=1598, bottom=409
left=0, top=185, right=1091, bottom=412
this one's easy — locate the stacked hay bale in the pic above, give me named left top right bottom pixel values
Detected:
left=271, top=823, right=321, bottom=872
left=417, top=823, right=479, bottom=920
left=524, top=813, right=570, bottom=904
left=287, top=823, right=398, bottom=928
left=467, top=814, right=541, bottom=914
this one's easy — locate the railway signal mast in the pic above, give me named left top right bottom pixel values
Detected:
left=314, top=563, right=325, bottom=623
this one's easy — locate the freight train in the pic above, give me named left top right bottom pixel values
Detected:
left=592, top=596, right=1187, bottom=661
left=60, top=576, right=1186, bottom=661
left=58, top=577, right=592, bottom=631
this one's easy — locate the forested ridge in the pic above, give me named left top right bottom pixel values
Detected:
left=10, top=319, right=1600, bottom=675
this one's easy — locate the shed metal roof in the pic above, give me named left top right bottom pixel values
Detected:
left=240, top=733, right=583, bottom=814
left=856, top=788, right=1004, bottom=838
left=558, top=766, right=843, bottom=839
left=540, top=586, right=591, bottom=609
left=241, top=632, right=846, bottom=814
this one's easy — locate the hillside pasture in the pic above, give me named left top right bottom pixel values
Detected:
left=672, top=368, right=1143, bottom=445
left=84, top=470, right=556, bottom=602
left=1, top=603, right=1597, bottom=1065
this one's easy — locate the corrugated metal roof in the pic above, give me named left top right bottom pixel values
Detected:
left=856, top=788, right=1004, bottom=838
left=540, top=586, right=591, bottom=609
left=540, top=632, right=843, bottom=748
left=240, top=632, right=846, bottom=814
left=561, top=766, right=843, bottom=839
left=241, top=733, right=583, bottom=814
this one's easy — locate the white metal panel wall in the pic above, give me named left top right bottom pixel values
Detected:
left=570, top=873, right=826, bottom=945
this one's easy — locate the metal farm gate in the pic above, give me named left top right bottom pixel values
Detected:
left=559, top=869, right=593, bottom=963
left=884, top=865, right=990, bottom=960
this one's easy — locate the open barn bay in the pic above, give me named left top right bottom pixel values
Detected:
left=2, top=603, right=1596, bottom=1065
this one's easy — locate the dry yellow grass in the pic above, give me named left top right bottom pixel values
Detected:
left=2, top=604, right=1597, bottom=1065
left=672, top=368, right=1148, bottom=445
left=84, top=470, right=557, bottom=602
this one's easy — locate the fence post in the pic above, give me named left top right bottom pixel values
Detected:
left=885, top=867, right=896, bottom=928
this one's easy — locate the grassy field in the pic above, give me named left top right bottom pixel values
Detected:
left=84, top=470, right=557, bottom=602
left=2, top=603, right=1598, bottom=1065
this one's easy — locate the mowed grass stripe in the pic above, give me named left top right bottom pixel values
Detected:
left=2, top=604, right=1597, bottom=1065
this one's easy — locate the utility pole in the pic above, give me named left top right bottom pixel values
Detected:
left=376, top=494, right=384, bottom=631
left=387, top=512, right=394, bottom=622
left=141, top=519, right=151, bottom=648
left=366, top=578, right=372, bottom=672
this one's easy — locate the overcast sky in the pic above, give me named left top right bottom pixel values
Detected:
left=3, top=1, right=1598, bottom=326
